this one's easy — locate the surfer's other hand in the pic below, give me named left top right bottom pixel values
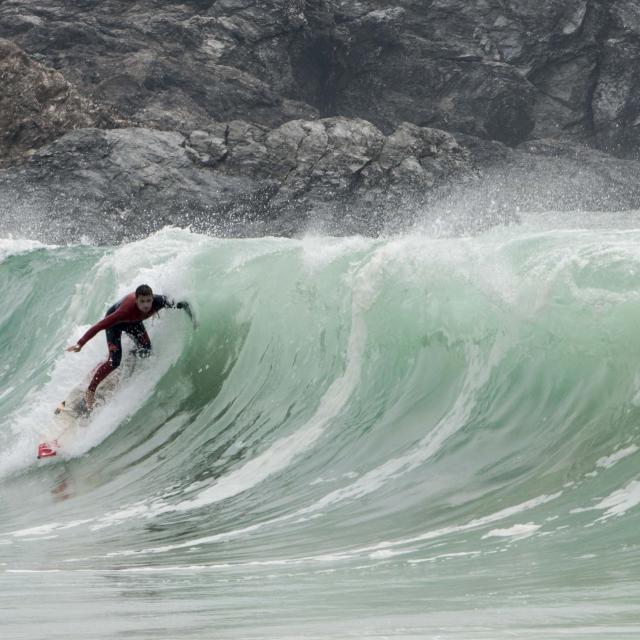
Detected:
left=177, top=301, right=198, bottom=329
left=66, top=344, right=82, bottom=353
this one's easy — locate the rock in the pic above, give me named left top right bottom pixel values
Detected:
left=327, top=0, right=599, bottom=143
left=2, top=0, right=640, bottom=155
left=2, top=0, right=640, bottom=242
left=186, top=129, right=228, bottom=166
left=591, top=1, right=640, bottom=158
left=0, top=38, right=119, bottom=167
left=2, top=116, right=640, bottom=243
left=0, top=127, right=277, bottom=242
left=0, top=0, right=321, bottom=130
left=0, top=118, right=477, bottom=242
left=212, top=116, right=473, bottom=208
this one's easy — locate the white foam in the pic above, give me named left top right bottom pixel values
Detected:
left=8, top=519, right=93, bottom=539
left=0, top=386, right=15, bottom=401
left=407, top=551, right=481, bottom=564
left=351, top=493, right=560, bottom=556
left=482, top=523, right=540, bottom=540
left=100, top=491, right=561, bottom=561
left=0, top=237, right=54, bottom=262
left=591, top=480, right=640, bottom=520
left=596, top=445, right=639, bottom=469
left=104, top=491, right=562, bottom=563
left=368, top=548, right=414, bottom=560
left=299, top=234, right=371, bottom=271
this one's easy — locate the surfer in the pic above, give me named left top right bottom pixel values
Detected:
left=66, top=284, right=195, bottom=410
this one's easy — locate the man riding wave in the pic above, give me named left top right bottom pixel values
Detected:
left=66, top=284, right=195, bottom=410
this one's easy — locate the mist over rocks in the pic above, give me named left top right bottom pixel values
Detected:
left=1, top=0, right=640, bottom=242
left=432, top=137, right=640, bottom=233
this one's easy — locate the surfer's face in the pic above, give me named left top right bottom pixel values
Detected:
left=136, top=294, right=154, bottom=313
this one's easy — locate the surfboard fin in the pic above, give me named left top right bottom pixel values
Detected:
left=37, top=441, right=58, bottom=459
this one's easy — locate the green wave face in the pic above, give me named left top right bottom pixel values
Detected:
left=2, top=227, right=640, bottom=638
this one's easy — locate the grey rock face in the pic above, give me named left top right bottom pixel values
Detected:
left=294, top=0, right=609, bottom=146
left=0, top=119, right=477, bottom=242
left=0, top=38, right=119, bottom=167
left=300, top=0, right=640, bottom=157
left=1, top=0, right=639, bottom=154
left=0, top=0, right=319, bottom=131
left=592, top=2, right=640, bottom=158
left=184, top=116, right=472, bottom=192
left=3, top=116, right=639, bottom=244
left=1, top=0, right=640, bottom=245
left=169, top=116, right=478, bottom=228
left=0, top=127, right=274, bottom=242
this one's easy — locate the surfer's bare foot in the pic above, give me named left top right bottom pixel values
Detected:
left=84, top=390, right=95, bottom=411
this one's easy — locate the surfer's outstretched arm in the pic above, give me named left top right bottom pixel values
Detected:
left=66, top=304, right=131, bottom=352
left=157, top=295, right=197, bottom=328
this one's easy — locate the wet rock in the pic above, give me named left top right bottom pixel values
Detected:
left=591, top=1, right=640, bottom=158
left=0, top=118, right=476, bottom=242
left=2, top=0, right=640, bottom=155
left=0, top=0, right=320, bottom=130
left=2, top=0, right=640, bottom=241
left=0, top=127, right=275, bottom=243
left=0, top=38, right=119, bottom=167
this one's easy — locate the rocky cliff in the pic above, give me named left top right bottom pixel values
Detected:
left=1, top=0, right=639, bottom=241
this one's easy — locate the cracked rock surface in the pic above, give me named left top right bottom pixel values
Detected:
left=1, top=0, right=640, bottom=241
left=0, top=38, right=120, bottom=167
left=1, top=0, right=638, bottom=152
left=0, top=120, right=478, bottom=241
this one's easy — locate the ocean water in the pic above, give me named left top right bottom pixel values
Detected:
left=2, top=224, right=640, bottom=639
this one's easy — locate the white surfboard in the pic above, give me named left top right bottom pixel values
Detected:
left=37, top=355, right=137, bottom=459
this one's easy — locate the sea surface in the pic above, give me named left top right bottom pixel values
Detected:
left=2, top=221, right=640, bottom=639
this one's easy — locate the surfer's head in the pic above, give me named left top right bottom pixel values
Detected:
left=135, top=284, right=154, bottom=313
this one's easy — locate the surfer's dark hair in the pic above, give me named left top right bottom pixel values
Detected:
left=135, top=284, right=153, bottom=297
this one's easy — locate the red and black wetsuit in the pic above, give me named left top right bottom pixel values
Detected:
left=78, top=293, right=175, bottom=393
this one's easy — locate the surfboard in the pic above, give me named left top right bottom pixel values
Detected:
left=37, top=354, right=137, bottom=459
left=37, top=386, right=90, bottom=459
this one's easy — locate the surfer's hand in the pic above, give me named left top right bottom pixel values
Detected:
left=177, top=301, right=198, bottom=329
left=66, top=344, right=82, bottom=353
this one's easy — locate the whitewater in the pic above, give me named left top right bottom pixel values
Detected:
left=2, top=221, right=640, bottom=639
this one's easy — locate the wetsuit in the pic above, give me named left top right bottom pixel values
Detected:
left=78, top=293, right=178, bottom=393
